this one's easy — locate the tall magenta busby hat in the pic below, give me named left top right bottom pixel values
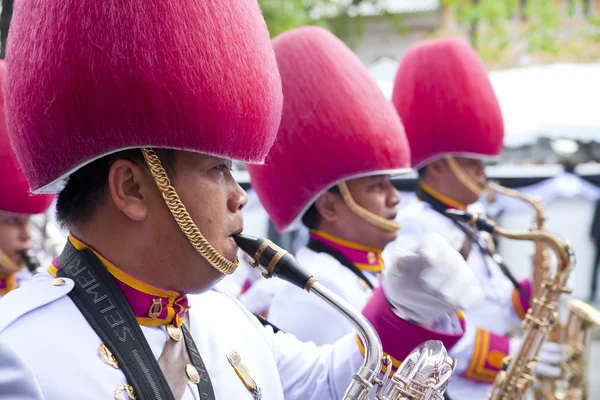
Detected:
left=5, top=0, right=283, bottom=193
left=247, top=27, right=411, bottom=233
left=0, top=62, right=54, bottom=214
left=392, top=38, right=504, bottom=169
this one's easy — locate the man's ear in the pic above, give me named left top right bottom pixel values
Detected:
left=107, top=159, right=153, bottom=221
left=314, top=191, right=342, bottom=223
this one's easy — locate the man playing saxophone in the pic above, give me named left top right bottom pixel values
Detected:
left=0, top=1, right=477, bottom=398
left=0, top=62, right=55, bottom=299
left=246, top=26, right=484, bottom=366
left=385, top=38, right=565, bottom=400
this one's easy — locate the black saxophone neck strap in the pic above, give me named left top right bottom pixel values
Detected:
left=57, top=241, right=215, bottom=400
left=416, top=186, right=529, bottom=301
left=307, top=238, right=375, bottom=290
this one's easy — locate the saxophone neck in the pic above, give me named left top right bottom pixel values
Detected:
left=233, top=233, right=384, bottom=398
left=493, top=225, right=573, bottom=274
left=446, top=209, right=573, bottom=274
left=487, top=181, right=545, bottom=228
left=310, top=282, right=383, bottom=376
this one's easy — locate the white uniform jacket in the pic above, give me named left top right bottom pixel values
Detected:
left=267, top=247, right=379, bottom=345
left=0, top=273, right=365, bottom=400
left=267, top=245, right=467, bottom=371
left=386, top=199, right=530, bottom=400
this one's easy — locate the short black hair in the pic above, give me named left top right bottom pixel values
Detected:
left=56, top=149, right=176, bottom=229
left=417, top=166, right=427, bottom=178
left=301, top=185, right=340, bottom=230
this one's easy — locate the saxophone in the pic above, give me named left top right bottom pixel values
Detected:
left=559, top=299, right=600, bottom=400
left=233, top=233, right=456, bottom=400
left=487, top=181, right=549, bottom=299
left=487, top=182, right=600, bottom=400
left=445, top=210, right=574, bottom=400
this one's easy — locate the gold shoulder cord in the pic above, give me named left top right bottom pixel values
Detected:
left=141, top=148, right=239, bottom=275
left=445, top=156, right=485, bottom=197
left=337, top=181, right=401, bottom=233
left=0, top=249, right=22, bottom=273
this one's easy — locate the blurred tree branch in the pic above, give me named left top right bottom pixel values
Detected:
left=259, top=0, right=405, bottom=46
left=439, top=0, right=600, bottom=68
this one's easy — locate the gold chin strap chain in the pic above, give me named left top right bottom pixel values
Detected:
left=0, top=249, right=23, bottom=273
left=141, top=148, right=239, bottom=275
left=337, top=181, right=401, bottom=233
left=445, top=156, right=485, bottom=197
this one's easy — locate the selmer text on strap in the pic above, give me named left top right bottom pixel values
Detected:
left=57, top=241, right=216, bottom=400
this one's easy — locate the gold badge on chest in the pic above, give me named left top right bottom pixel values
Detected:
left=148, top=298, right=163, bottom=319
left=227, top=351, right=262, bottom=399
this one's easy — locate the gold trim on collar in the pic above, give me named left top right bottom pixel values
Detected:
left=420, top=183, right=468, bottom=211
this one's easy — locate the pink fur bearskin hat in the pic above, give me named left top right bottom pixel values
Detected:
left=392, top=38, right=504, bottom=169
left=5, top=0, right=283, bottom=193
left=247, top=26, right=410, bottom=233
left=0, top=61, right=54, bottom=214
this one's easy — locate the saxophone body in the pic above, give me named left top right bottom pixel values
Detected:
left=487, top=182, right=600, bottom=399
left=445, top=210, right=574, bottom=400
left=233, top=233, right=456, bottom=400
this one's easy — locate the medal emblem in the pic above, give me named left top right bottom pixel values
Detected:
left=148, top=298, right=163, bottom=319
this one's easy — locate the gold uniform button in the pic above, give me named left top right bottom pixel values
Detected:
left=186, top=364, right=200, bottom=384
left=99, top=344, right=119, bottom=369
left=367, top=251, right=377, bottom=264
left=53, top=278, right=66, bottom=286
left=166, top=324, right=183, bottom=341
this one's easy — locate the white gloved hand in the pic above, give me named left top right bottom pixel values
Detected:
left=383, top=233, right=484, bottom=324
left=509, top=338, right=564, bottom=379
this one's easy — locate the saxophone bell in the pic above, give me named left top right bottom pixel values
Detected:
left=233, top=233, right=456, bottom=400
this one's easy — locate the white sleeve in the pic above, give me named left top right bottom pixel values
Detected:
left=267, top=329, right=364, bottom=400
left=0, top=338, right=45, bottom=399
left=448, top=319, right=479, bottom=376
left=387, top=216, right=429, bottom=254
left=267, top=282, right=354, bottom=346
left=448, top=319, right=510, bottom=383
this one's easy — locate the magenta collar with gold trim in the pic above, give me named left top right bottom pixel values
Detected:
left=49, top=235, right=188, bottom=328
left=0, top=272, right=17, bottom=295
left=419, top=183, right=467, bottom=211
left=309, top=230, right=384, bottom=272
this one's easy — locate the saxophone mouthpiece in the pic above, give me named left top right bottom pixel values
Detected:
left=445, top=209, right=497, bottom=234
left=233, top=233, right=315, bottom=290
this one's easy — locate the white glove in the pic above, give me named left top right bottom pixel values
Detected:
left=383, top=233, right=484, bottom=324
left=509, top=338, right=564, bottom=379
